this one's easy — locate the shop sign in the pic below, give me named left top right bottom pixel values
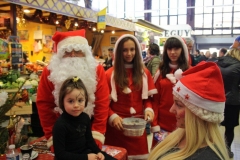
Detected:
left=0, top=38, right=9, bottom=60
left=11, top=43, right=23, bottom=65
left=160, top=24, right=192, bottom=37
left=163, top=30, right=191, bottom=37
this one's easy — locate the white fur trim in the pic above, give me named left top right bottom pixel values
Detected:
left=57, top=43, right=92, bottom=58
left=92, top=131, right=105, bottom=144
left=166, top=73, right=176, bottom=84
left=57, top=36, right=88, bottom=52
left=128, top=153, right=149, bottom=160
left=153, top=70, right=160, bottom=83
left=110, top=68, right=149, bottom=102
left=170, top=35, right=189, bottom=62
left=151, top=125, right=160, bottom=133
left=173, top=91, right=224, bottom=123
left=110, top=72, right=117, bottom=102
left=108, top=113, right=119, bottom=126
left=130, top=107, right=136, bottom=114
left=145, top=108, right=154, bottom=115
left=174, top=68, right=183, bottom=80
left=142, top=72, right=148, bottom=99
left=54, top=107, right=63, bottom=114
left=173, top=81, right=225, bottom=113
left=114, top=34, right=143, bottom=61
left=148, top=89, right=158, bottom=96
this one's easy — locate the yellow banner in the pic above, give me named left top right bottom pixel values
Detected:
left=97, top=7, right=107, bottom=30
left=97, top=7, right=107, bottom=16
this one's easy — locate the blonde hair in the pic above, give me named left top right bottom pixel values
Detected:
left=148, top=107, right=229, bottom=160
left=227, top=48, right=240, bottom=61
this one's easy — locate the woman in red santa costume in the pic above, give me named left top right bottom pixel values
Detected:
left=104, top=34, right=157, bottom=159
left=36, top=29, right=109, bottom=149
left=151, top=36, right=190, bottom=148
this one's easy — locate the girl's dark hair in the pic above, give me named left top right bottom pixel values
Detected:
left=149, top=43, right=160, bottom=56
left=58, top=77, right=88, bottom=111
left=114, top=36, right=144, bottom=90
left=159, top=37, right=189, bottom=78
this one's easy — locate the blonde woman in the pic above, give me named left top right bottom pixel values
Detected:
left=148, top=62, right=229, bottom=160
left=217, top=48, right=240, bottom=158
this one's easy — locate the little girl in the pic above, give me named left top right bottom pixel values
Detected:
left=53, top=77, right=116, bottom=160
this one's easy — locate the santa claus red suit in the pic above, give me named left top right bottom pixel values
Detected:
left=36, top=29, right=109, bottom=148
left=104, top=34, right=157, bottom=159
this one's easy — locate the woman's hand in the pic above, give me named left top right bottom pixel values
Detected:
left=145, top=110, right=154, bottom=122
left=88, top=153, right=105, bottom=160
left=88, top=153, right=97, bottom=160
left=97, top=152, right=105, bottom=160
left=112, top=116, right=123, bottom=131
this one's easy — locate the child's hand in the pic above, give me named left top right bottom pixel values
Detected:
left=97, top=152, right=105, bottom=160
left=112, top=116, right=123, bottom=131
left=88, top=153, right=97, bottom=160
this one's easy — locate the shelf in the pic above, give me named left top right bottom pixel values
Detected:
left=0, top=88, right=18, bottom=93
left=5, top=103, right=32, bottom=116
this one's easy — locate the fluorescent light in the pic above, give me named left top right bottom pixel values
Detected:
left=24, top=9, right=30, bottom=13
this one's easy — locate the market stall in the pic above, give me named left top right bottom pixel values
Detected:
left=0, top=0, right=137, bottom=156
left=132, top=19, right=165, bottom=53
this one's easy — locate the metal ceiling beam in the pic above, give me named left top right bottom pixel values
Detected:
left=5, top=0, right=136, bottom=31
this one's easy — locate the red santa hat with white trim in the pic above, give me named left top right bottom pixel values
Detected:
left=173, top=61, right=225, bottom=123
left=52, top=29, right=89, bottom=57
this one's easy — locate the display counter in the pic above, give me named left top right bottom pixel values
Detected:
left=0, top=136, right=128, bottom=160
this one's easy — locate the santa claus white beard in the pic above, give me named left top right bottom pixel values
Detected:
left=48, top=56, right=97, bottom=117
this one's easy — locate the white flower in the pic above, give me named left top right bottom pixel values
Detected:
left=0, top=91, right=8, bottom=107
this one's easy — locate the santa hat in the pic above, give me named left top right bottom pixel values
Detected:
left=52, top=29, right=88, bottom=54
left=230, top=35, right=240, bottom=49
left=172, top=61, right=225, bottom=123
left=165, top=36, right=189, bottom=62
left=113, top=34, right=143, bottom=61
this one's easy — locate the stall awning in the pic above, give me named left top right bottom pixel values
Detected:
left=5, top=0, right=136, bottom=31
left=133, top=19, right=166, bottom=33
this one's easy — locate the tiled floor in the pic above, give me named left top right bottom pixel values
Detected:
left=147, top=123, right=240, bottom=160
left=228, top=124, right=240, bottom=160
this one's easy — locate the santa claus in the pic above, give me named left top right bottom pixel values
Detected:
left=36, top=29, right=109, bottom=149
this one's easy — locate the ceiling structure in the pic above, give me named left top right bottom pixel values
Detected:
left=0, top=0, right=135, bottom=33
